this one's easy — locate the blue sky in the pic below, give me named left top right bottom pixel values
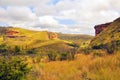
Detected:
left=50, top=0, right=61, bottom=5
left=0, top=0, right=119, bottom=35
left=56, top=18, right=77, bottom=25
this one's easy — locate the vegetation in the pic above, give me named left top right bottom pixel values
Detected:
left=91, top=18, right=120, bottom=51
left=25, top=52, right=120, bottom=80
left=0, top=56, right=30, bottom=80
left=0, top=17, right=119, bottom=80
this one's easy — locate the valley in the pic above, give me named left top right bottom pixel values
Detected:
left=0, top=17, right=120, bottom=80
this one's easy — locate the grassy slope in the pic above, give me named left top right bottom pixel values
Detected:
left=57, top=33, right=94, bottom=48
left=57, top=33, right=93, bottom=42
left=0, top=27, right=93, bottom=49
left=91, top=17, right=120, bottom=46
left=25, top=51, right=120, bottom=80
left=0, top=27, right=72, bottom=50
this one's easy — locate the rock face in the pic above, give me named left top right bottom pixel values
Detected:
left=6, top=30, right=19, bottom=36
left=94, top=22, right=111, bottom=36
left=48, top=32, right=58, bottom=40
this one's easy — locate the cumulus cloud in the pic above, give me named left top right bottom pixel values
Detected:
left=0, top=0, right=120, bottom=35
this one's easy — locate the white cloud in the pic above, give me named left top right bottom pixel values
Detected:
left=39, top=16, right=59, bottom=26
left=0, top=0, right=120, bottom=35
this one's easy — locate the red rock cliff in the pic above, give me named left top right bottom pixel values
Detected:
left=6, top=30, right=19, bottom=36
left=94, top=22, right=111, bottom=36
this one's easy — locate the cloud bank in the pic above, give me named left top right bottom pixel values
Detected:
left=0, top=0, right=120, bottom=35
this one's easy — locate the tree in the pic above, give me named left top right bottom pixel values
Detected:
left=0, top=57, right=30, bottom=80
left=26, top=48, right=36, bottom=54
left=0, top=44, right=8, bottom=56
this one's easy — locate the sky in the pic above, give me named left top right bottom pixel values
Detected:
left=0, top=0, right=120, bottom=35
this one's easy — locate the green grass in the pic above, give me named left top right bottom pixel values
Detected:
left=0, top=27, right=72, bottom=50
left=91, top=18, right=120, bottom=47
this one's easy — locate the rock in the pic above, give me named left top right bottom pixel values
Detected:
left=48, top=32, right=58, bottom=39
left=6, top=30, right=19, bottom=36
left=94, top=22, right=111, bottom=36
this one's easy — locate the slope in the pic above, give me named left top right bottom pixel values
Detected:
left=0, top=27, right=63, bottom=49
left=57, top=33, right=94, bottom=48
left=90, top=17, right=120, bottom=50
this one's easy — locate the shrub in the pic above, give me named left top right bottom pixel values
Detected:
left=26, top=48, right=36, bottom=54
left=92, top=44, right=105, bottom=49
left=92, top=40, right=120, bottom=54
left=116, top=40, right=120, bottom=46
left=0, top=57, right=30, bottom=80
left=82, top=48, right=92, bottom=55
left=14, top=46, right=21, bottom=55
left=47, top=52, right=57, bottom=61
left=93, top=50, right=106, bottom=57
left=0, top=44, right=8, bottom=55
left=67, top=52, right=75, bottom=60
left=58, top=52, right=67, bottom=61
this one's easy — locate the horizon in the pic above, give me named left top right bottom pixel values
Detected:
left=0, top=0, right=120, bottom=35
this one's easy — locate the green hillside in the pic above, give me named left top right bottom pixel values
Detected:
left=0, top=27, right=60, bottom=47
left=90, top=17, right=120, bottom=52
left=57, top=33, right=93, bottom=48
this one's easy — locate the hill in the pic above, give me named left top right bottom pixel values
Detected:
left=0, top=27, right=60, bottom=47
left=0, top=27, right=93, bottom=49
left=90, top=17, right=120, bottom=53
left=57, top=33, right=93, bottom=48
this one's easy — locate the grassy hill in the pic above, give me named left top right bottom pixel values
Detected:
left=0, top=27, right=77, bottom=56
left=90, top=17, right=120, bottom=52
left=0, top=27, right=93, bottom=49
left=0, top=27, right=61, bottom=48
left=57, top=33, right=93, bottom=48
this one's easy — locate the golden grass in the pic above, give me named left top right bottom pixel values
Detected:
left=25, top=51, right=120, bottom=80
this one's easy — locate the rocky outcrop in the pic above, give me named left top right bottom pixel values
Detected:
left=94, top=22, right=111, bottom=36
left=48, top=32, right=58, bottom=40
left=6, top=30, right=19, bottom=36
left=91, top=17, right=120, bottom=50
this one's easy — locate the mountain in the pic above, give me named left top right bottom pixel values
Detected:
left=90, top=17, right=120, bottom=52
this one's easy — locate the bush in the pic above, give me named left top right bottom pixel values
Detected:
left=67, top=53, right=74, bottom=60
left=93, top=50, right=106, bottom=57
left=26, top=48, right=36, bottom=54
left=92, top=40, right=120, bottom=54
left=92, top=44, right=105, bottom=49
left=58, top=52, right=67, bottom=61
left=0, top=57, right=30, bottom=80
left=47, top=52, right=57, bottom=61
left=0, top=44, right=8, bottom=55
left=14, top=46, right=21, bottom=55
left=82, top=48, right=92, bottom=55
left=116, top=40, right=120, bottom=50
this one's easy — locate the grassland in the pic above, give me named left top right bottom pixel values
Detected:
left=23, top=51, right=120, bottom=80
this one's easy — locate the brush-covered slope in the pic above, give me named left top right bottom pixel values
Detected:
left=91, top=17, right=120, bottom=48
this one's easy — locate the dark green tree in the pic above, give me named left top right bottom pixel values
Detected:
left=0, top=57, right=30, bottom=80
